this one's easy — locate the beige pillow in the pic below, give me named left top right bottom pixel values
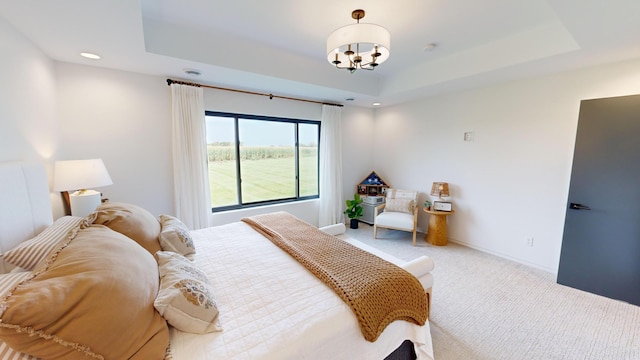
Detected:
left=0, top=225, right=169, bottom=359
left=385, top=198, right=415, bottom=214
left=159, top=215, right=195, bottom=257
left=154, top=251, right=221, bottom=334
left=90, top=202, right=161, bottom=255
left=2, top=216, right=84, bottom=271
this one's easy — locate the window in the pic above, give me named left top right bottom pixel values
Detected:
left=205, top=111, right=320, bottom=211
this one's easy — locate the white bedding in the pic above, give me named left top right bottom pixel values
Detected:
left=170, top=221, right=434, bottom=360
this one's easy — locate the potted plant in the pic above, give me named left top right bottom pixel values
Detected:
left=344, top=193, right=364, bottom=229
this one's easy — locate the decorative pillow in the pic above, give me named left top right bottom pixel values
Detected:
left=159, top=215, right=195, bottom=257
left=0, top=272, right=32, bottom=297
left=385, top=198, right=415, bottom=214
left=0, top=225, right=169, bottom=359
left=0, top=272, right=34, bottom=360
left=2, top=216, right=84, bottom=271
left=154, top=251, right=221, bottom=334
left=89, top=202, right=161, bottom=255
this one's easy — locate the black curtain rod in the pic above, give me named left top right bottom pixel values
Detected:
left=166, top=79, right=343, bottom=107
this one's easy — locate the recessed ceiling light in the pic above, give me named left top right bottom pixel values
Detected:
left=423, top=43, right=437, bottom=52
left=183, top=68, right=202, bottom=76
left=372, top=102, right=382, bottom=106
left=80, top=52, right=101, bottom=60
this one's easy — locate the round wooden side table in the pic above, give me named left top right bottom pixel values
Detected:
left=423, top=208, right=455, bottom=246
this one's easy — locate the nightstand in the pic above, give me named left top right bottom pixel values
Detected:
left=423, top=208, right=455, bottom=246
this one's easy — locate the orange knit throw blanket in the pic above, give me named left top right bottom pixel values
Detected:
left=241, top=212, right=428, bottom=342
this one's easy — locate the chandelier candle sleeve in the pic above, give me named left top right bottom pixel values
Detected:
left=327, top=9, right=390, bottom=73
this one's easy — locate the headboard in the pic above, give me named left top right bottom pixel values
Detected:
left=0, top=162, right=53, bottom=272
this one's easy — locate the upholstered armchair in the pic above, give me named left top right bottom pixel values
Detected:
left=373, top=189, right=419, bottom=246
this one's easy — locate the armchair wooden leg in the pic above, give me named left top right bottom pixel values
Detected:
left=373, top=224, right=378, bottom=239
left=412, top=230, right=417, bottom=246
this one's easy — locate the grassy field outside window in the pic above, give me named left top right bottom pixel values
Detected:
left=208, top=146, right=318, bottom=207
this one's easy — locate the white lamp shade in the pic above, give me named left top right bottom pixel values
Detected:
left=326, top=22, right=391, bottom=65
left=54, top=159, right=113, bottom=191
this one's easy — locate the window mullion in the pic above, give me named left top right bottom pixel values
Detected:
left=295, top=123, right=300, bottom=199
left=234, top=117, right=242, bottom=205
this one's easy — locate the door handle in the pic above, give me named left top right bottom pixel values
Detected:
left=569, top=203, right=591, bottom=211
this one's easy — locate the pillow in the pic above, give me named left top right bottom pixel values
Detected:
left=154, top=251, right=221, bottom=334
left=2, top=216, right=85, bottom=271
left=0, top=225, right=169, bottom=359
left=0, top=272, right=34, bottom=360
left=89, top=202, right=161, bottom=255
left=385, top=198, right=415, bottom=214
left=159, top=215, right=195, bottom=257
left=0, top=272, right=32, bottom=297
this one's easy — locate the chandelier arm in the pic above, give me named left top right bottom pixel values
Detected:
left=333, top=63, right=356, bottom=70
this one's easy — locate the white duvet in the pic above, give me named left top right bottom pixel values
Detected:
left=169, top=222, right=434, bottom=360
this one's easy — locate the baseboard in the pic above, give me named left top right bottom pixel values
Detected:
left=448, top=238, right=557, bottom=275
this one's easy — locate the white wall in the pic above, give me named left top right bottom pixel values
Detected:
left=374, top=58, right=640, bottom=273
left=340, top=106, right=376, bottom=203
left=0, top=16, right=62, bottom=215
left=55, top=63, right=174, bottom=217
left=0, top=18, right=58, bottom=169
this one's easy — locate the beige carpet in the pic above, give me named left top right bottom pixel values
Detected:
left=346, top=225, right=640, bottom=360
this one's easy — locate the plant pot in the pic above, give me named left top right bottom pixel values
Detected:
left=349, top=218, right=359, bottom=229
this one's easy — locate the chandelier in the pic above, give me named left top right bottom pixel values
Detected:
left=326, top=9, right=390, bottom=73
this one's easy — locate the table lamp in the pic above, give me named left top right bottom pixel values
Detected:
left=430, top=182, right=450, bottom=200
left=54, top=159, right=113, bottom=217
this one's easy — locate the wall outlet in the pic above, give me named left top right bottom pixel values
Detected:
left=464, top=131, right=474, bottom=141
left=526, top=237, right=534, bottom=247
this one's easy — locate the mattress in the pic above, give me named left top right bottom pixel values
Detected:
left=169, top=221, right=434, bottom=360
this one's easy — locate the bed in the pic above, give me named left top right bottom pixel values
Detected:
left=0, top=161, right=435, bottom=360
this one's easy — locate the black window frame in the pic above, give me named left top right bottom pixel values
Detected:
left=205, top=111, right=321, bottom=212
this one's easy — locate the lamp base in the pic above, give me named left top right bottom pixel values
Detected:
left=69, top=190, right=101, bottom=217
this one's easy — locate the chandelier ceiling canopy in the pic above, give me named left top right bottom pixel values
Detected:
left=326, top=9, right=390, bottom=74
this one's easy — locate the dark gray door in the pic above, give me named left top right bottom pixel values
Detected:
left=557, top=94, right=640, bottom=306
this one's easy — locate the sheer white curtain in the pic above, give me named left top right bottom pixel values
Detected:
left=170, top=84, right=211, bottom=230
left=318, top=105, right=344, bottom=227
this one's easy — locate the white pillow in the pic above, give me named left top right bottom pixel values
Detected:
left=158, top=215, right=195, bottom=257
left=154, top=251, right=221, bottom=334
left=385, top=198, right=415, bottom=214
left=2, top=216, right=84, bottom=270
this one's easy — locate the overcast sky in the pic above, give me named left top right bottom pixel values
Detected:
left=206, top=116, right=318, bottom=146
